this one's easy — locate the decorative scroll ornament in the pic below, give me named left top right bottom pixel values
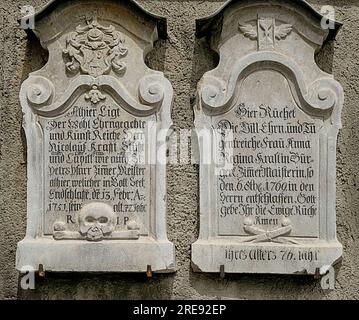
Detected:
left=138, top=74, right=165, bottom=106
left=241, top=218, right=299, bottom=244
left=239, top=17, right=292, bottom=50
left=63, top=18, right=128, bottom=77
left=26, top=75, right=54, bottom=107
left=23, top=73, right=168, bottom=117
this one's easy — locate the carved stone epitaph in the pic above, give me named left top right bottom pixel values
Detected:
left=16, top=0, right=175, bottom=272
left=192, top=0, right=344, bottom=275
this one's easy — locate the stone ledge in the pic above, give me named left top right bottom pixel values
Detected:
left=192, top=240, right=342, bottom=275
left=16, top=238, right=176, bottom=273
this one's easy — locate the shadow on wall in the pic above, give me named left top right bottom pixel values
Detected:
left=315, top=40, right=335, bottom=74
left=18, top=272, right=175, bottom=299
left=20, top=31, right=49, bottom=165
left=189, top=263, right=342, bottom=300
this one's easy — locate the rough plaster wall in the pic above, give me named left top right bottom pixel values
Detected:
left=0, top=0, right=358, bottom=300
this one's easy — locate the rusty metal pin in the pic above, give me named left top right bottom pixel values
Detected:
left=314, top=268, right=321, bottom=280
left=146, top=265, right=153, bottom=278
left=38, top=264, right=46, bottom=278
left=220, top=265, right=225, bottom=279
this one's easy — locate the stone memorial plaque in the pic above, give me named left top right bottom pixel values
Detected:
left=192, top=0, right=344, bottom=275
left=16, top=0, right=175, bottom=272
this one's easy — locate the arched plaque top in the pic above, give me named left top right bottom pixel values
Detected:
left=22, top=0, right=167, bottom=46
left=195, top=0, right=344, bottom=128
left=19, top=0, right=173, bottom=118
left=196, top=0, right=342, bottom=45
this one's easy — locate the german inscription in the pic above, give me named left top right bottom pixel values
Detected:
left=217, top=71, right=321, bottom=240
left=192, top=0, right=344, bottom=275
left=42, top=97, right=151, bottom=237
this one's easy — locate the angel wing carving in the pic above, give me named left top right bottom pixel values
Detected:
left=275, top=24, right=293, bottom=40
left=238, top=23, right=258, bottom=40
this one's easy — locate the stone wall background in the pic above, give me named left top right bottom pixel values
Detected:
left=0, top=0, right=358, bottom=299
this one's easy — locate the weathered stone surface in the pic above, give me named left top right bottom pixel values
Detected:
left=16, top=0, right=175, bottom=273
left=192, top=0, right=344, bottom=275
left=2, top=0, right=359, bottom=300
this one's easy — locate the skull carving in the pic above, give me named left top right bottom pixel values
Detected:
left=78, top=203, right=116, bottom=241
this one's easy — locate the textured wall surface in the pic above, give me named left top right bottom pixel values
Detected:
left=0, top=0, right=358, bottom=300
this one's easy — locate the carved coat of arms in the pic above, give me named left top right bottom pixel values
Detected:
left=63, top=18, right=128, bottom=77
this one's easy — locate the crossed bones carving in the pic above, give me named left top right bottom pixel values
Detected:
left=53, top=202, right=140, bottom=241
left=242, top=218, right=299, bottom=244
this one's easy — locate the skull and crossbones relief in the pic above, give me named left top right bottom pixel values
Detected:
left=52, top=202, right=140, bottom=241
left=78, top=202, right=116, bottom=241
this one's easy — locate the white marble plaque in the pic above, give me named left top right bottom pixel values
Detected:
left=16, top=0, right=175, bottom=273
left=192, top=0, right=344, bottom=275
